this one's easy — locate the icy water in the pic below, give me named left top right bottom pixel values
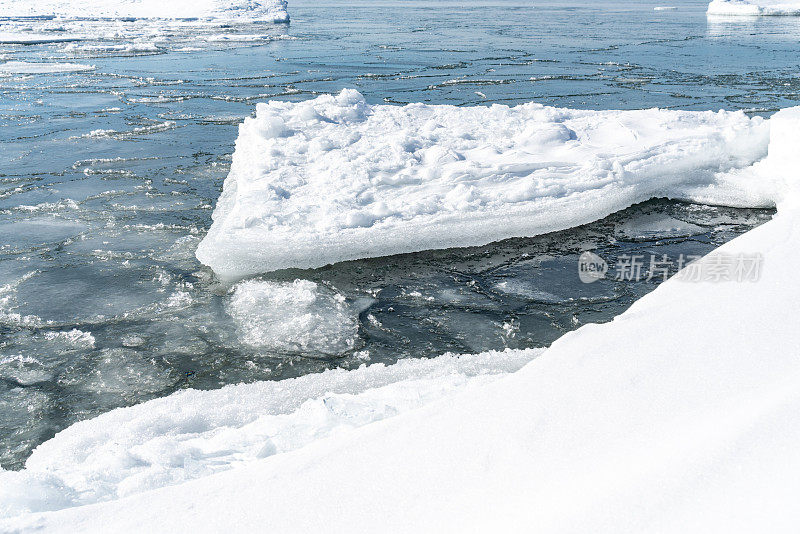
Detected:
left=0, top=0, right=793, bottom=468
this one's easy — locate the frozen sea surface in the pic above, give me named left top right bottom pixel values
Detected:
left=0, top=0, right=793, bottom=470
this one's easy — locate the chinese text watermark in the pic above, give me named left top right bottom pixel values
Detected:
left=578, top=252, right=763, bottom=284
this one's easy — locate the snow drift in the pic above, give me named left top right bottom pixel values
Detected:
left=707, top=0, right=800, bottom=16
left=196, top=89, right=775, bottom=280
left=2, top=107, right=799, bottom=533
left=0, top=0, right=289, bottom=22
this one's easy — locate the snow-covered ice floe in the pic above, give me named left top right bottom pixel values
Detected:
left=197, top=89, right=777, bottom=280
left=0, top=0, right=290, bottom=61
left=62, top=42, right=161, bottom=54
left=3, top=107, right=799, bottom=532
left=0, top=349, right=537, bottom=517
left=708, top=0, right=800, bottom=15
left=0, top=32, right=86, bottom=44
left=0, top=0, right=289, bottom=22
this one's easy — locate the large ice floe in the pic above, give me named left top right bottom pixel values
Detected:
left=196, top=89, right=777, bottom=280
left=2, top=106, right=799, bottom=532
left=0, top=0, right=289, bottom=22
left=708, top=0, right=800, bottom=15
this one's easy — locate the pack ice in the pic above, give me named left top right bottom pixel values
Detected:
left=708, top=0, right=800, bottom=15
left=0, top=0, right=289, bottom=22
left=4, top=107, right=799, bottom=533
left=196, top=89, right=774, bottom=280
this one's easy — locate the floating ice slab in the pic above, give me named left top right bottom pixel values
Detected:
left=707, top=0, right=800, bottom=15
left=227, top=279, right=359, bottom=355
left=0, top=0, right=289, bottom=22
left=197, top=89, right=772, bottom=280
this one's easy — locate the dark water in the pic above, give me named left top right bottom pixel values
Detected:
left=0, top=0, right=792, bottom=468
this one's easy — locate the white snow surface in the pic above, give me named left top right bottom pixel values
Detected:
left=0, top=0, right=288, bottom=22
left=196, top=89, right=774, bottom=280
left=3, top=106, right=799, bottom=533
left=708, top=0, right=800, bottom=15
left=0, top=349, right=537, bottom=518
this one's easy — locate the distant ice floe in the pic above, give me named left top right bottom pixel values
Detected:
left=708, top=0, right=800, bottom=15
left=0, top=0, right=290, bottom=62
left=0, top=32, right=86, bottom=44
left=71, top=121, right=177, bottom=140
left=653, top=6, right=678, bottom=10
left=0, top=0, right=289, bottom=22
left=197, top=89, right=774, bottom=280
left=62, top=42, right=161, bottom=54
left=0, top=349, right=538, bottom=517
left=0, top=61, right=95, bottom=73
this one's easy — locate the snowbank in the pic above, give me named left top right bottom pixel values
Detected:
left=0, top=0, right=289, bottom=22
left=0, top=349, right=537, bottom=517
left=3, top=108, right=798, bottom=533
left=196, top=89, right=774, bottom=280
left=708, top=0, right=800, bottom=15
